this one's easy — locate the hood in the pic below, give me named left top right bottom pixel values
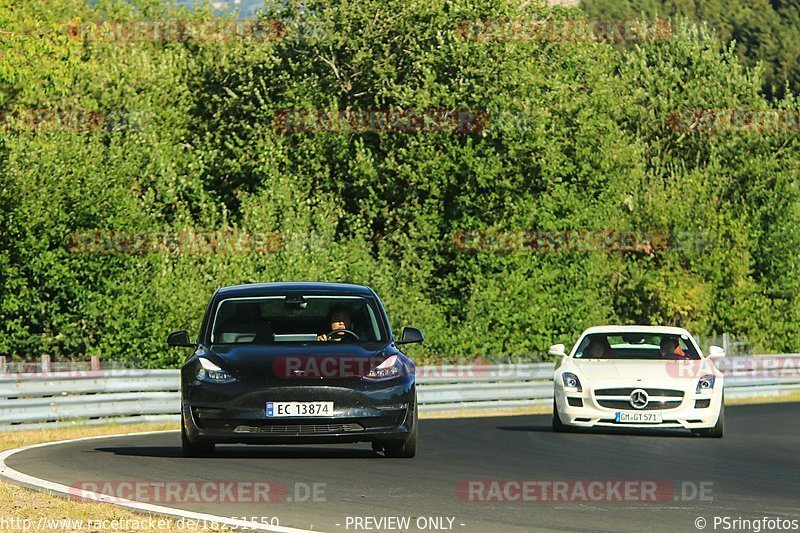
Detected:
left=200, top=342, right=394, bottom=381
left=572, top=359, right=678, bottom=381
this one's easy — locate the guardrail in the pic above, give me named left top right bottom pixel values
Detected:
left=1, top=356, right=798, bottom=430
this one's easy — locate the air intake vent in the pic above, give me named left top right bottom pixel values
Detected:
left=234, top=423, right=364, bottom=434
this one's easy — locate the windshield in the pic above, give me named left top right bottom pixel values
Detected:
left=574, top=332, right=701, bottom=360
left=210, top=295, right=386, bottom=344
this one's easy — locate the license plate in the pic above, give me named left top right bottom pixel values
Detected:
left=615, top=411, right=662, bottom=423
left=266, top=402, right=333, bottom=417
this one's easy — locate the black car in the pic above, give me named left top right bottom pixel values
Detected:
left=167, top=282, right=423, bottom=458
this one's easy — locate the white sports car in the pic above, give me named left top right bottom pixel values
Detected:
left=551, top=326, right=725, bottom=437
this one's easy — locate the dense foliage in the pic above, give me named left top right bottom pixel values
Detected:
left=582, top=0, right=800, bottom=99
left=1, top=0, right=798, bottom=366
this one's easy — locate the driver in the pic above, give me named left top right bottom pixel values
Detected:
left=317, top=305, right=352, bottom=341
left=659, top=336, right=686, bottom=357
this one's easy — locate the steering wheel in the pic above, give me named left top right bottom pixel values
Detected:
left=324, top=329, right=360, bottom=341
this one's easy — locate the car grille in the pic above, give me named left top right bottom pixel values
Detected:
left=596, top=400, right=682, bottom=411
left=594, top=388, right=684, bottom=397
left=233, top=423, right=364, bottom=434
left=594, top=388, right=684, bottom=410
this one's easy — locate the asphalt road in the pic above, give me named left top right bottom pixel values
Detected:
left=6, top=403, right=800, bottom=533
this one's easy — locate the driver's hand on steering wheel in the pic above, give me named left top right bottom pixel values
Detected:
left=317, top=330, right=345, bottom=341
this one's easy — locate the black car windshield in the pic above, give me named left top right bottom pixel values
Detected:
left=210, top=295, right=386, bottom=344
left=574, top=332, right=701, bottom=360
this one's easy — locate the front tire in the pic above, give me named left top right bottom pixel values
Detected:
left=181, top=417, right=215, bottom=457
left=694, top=400, right=724, bottom=438
left=552, top=398, right=569, bottom=433
left=383, top=406, right=418, bottom=458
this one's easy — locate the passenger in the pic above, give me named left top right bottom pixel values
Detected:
left=584, top=336, right=613, bottom=358
left=659, top=336, right=686, bottom=357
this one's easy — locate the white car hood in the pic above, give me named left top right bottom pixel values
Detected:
left=571, top=359, right=701, bottom=385
left=573, top=359, right=674, bottom=381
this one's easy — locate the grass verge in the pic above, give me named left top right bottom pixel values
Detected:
left=0, top=422, right=215, bottom=532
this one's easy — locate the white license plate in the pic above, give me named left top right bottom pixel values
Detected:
left=266, top=402, right=333, bottom=417
left=615, top=411, right=662, bottom=423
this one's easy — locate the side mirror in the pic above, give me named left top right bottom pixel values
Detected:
left=396, top=327, right=424, bottom=345
left=167, top=330, right=195, bottom=348
left=548, top=344, right=567, bottom=357
left=708, top=345, right=725, bottom=358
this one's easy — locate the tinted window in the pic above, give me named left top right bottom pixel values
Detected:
left=574, top=333, right=700, bottom=360
left=210, top=295, right=385, bottom=344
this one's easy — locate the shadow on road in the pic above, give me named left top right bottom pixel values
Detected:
left=495, top=425, right=553, bottom=433
left=93, top=445, right=385, bottom=459
left=496, top=425, right=697, bottom=438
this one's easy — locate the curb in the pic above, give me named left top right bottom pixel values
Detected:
left=0, top=430, right=318, bottom=533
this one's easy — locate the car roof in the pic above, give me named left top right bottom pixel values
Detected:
left=580, top=325, right=693, bottom=336
left=215, top=282, right=375, bottom=299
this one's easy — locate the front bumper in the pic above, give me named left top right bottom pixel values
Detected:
left=555, top=385, right=723, bottom=430
left=182, top=378, right=415, bottom=444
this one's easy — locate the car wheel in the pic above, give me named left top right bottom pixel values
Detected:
left=383, top=407, right=418, bottom=458
left=181, top=417, right=215, bottom=457
left=552, top=398, right=569, bottom=433
left=694, top=400, right=724, bottom=438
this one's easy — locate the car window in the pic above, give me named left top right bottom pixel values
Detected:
left=574, top=333, right=700, bottom=360
left=210, top=295, right=385, bottom=344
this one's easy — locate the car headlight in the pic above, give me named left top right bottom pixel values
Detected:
left=696, top=374, right=715, bottom=394
left=364, top=355, right=404, bottom=381
left=562, top=372, right=582, bottom=392
left=196, top=357, right=235, bottom=383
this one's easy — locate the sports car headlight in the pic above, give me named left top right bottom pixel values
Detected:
left=364, top=355, right=404, bottom=381
left=562, top=372, right=582, bottom=392
left=696, top=374, right=715, bottom=394
left=196, top=357, right=235, bottom=383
